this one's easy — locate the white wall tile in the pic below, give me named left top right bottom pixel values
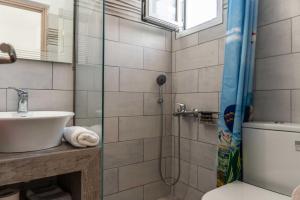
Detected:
left=104, top=92, right=143, bottom=117
left=105, top=15, right=119, bottom=41
left=144, top=48, right=172, bottom=72
left=119, top=116, right=161, bottom=141
left=120, top=19, right=166, bottom=50
left=292, top=16, right=300, bottom=53
left=105, top=66, right=119, bottom=92
left=104, top=117, right=119, bottom=143
left=0, top=60, right=52, bottom=89
left=53, top=63, right=73, bottom=90
left=173, top=70, right=198, bottom=93
left=104, top=187, right=143, bottom=200
left=253, top=90, right=291, bottom=122
left=256, top=53, right=300, bottom=90
left=291, top=90, right=300, bottom=123
left=198, top=66, right=223, bottom=92
left=172, top=32, right=198, bottom=52
left=119, top=160, right=160, bottom=190
left=256, top=20, right=292, bottom=58
left=105, top=41, right=143, bottom=68
left=104, top=140, right=143, bottom=169
left=104, top=168, right=119, bottom=195
left=176, top=41, right=219, bottom=72
left=258, top=0, right=300, bottom=26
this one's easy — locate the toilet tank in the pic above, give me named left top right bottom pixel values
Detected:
left=243, top=122, right=300, bottom=196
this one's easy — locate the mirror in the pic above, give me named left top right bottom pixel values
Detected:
left=0, top=0, right=73, bottom=63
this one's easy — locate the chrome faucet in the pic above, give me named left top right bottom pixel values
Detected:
left=9, top=87, right=28, bottom=113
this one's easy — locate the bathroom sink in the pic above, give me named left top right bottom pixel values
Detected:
left=0, top=111, right=74, bottom=152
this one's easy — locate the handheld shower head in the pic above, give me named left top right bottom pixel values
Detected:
left=157, top=74, right=166, bottom=86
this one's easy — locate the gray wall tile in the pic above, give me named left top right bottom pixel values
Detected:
left=143, top=93, right=172, bottom=115
left=0, top=60, right=52, bottom=89
left=119, top=160, right=160, bottom=190
left=105, top=66, right=119, bottom=92
left=292, top=16, right=300, bottom=53
left=53, top=63, right=74, bottom=90
left=172, top=32, right=198, bottom=52
left=175, top=40, right=219, bottom=72
left=198, top=124, right=218, bottom=145
left=256, top=53, right=300, bottom=90
left=104, top=187, right=143, bottom=200
left=120, top=68, right=165, bottom=92
left=104, top=168, right=119, bottom=195
left=256, top=20, right=292, bottom=58
left=105, top=15, right=120, bottom=41
left=120, top=19, right=167, bottom=50
left=258, top=0, right=300, bottom=26
left=105, top=41, right=143, bottom=68
left=119, top=116, right=160, bottom=141
left=144, top=136, right=172, bottom=161
left=175, top=93, right=219, bottom=112
left=291, top=90, right=300, bottom=123
left=198, top=66, right=223, bottom=92
left=253, top=90, right=291, bottom=122
left=144, top=181, right=171, bottom=200
left=7, top=89, right=73, bottom=112
left=104, top=117, right=119, bottom=143
left=104, top=92, right=143, bottom=117
left=173, top=70, right=198, bottom=93
left=104, top=140, right=143, bottom=169
left=197, top=167, right=216, bottom=193
left=0, top=89, right=6, bottom=111
left=144, top=48, right=172, bottom=72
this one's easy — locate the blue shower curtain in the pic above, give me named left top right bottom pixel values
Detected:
left=217, top=0, right=259, bottom=186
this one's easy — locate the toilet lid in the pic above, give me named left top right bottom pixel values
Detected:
left=202, top=181, right=290, bottom=200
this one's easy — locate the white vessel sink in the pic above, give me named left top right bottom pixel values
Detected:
left=0, top=111, right=74, bottom=152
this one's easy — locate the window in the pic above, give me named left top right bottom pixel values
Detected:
left=0, top=0, right=47, bottom=53
left=142, top=0, right=223, bottom=37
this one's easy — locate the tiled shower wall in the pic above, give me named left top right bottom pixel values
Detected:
left=0, top=60, right=73, bottom=112
left=171, top=3, right=227, bottom=199
left=103, top=15, right=173, bottom=200
left=253, top=0, right=300, bottom=123
left=171, top=0, right=300, bottom=199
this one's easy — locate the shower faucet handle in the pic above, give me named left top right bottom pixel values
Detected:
left=176, top=103, right=186, bottom=113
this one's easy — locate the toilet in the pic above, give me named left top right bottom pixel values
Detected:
left=203, top=122, right=300, bottom=200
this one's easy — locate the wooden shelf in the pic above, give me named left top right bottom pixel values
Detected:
left=0, top=143, right=101, bottom=200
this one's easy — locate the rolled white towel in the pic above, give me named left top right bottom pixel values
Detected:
left=63, top=126, right=99, bottom=148
left=293, top=185, right=300, bottom=200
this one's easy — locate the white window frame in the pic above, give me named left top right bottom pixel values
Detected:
left=142, top=0, right=224, bottom=38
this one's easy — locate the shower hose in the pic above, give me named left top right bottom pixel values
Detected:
left=159, top=102, right=181, bottom=186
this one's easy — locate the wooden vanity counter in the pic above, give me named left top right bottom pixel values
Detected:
left=0, top=143, right=101, bottom=200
